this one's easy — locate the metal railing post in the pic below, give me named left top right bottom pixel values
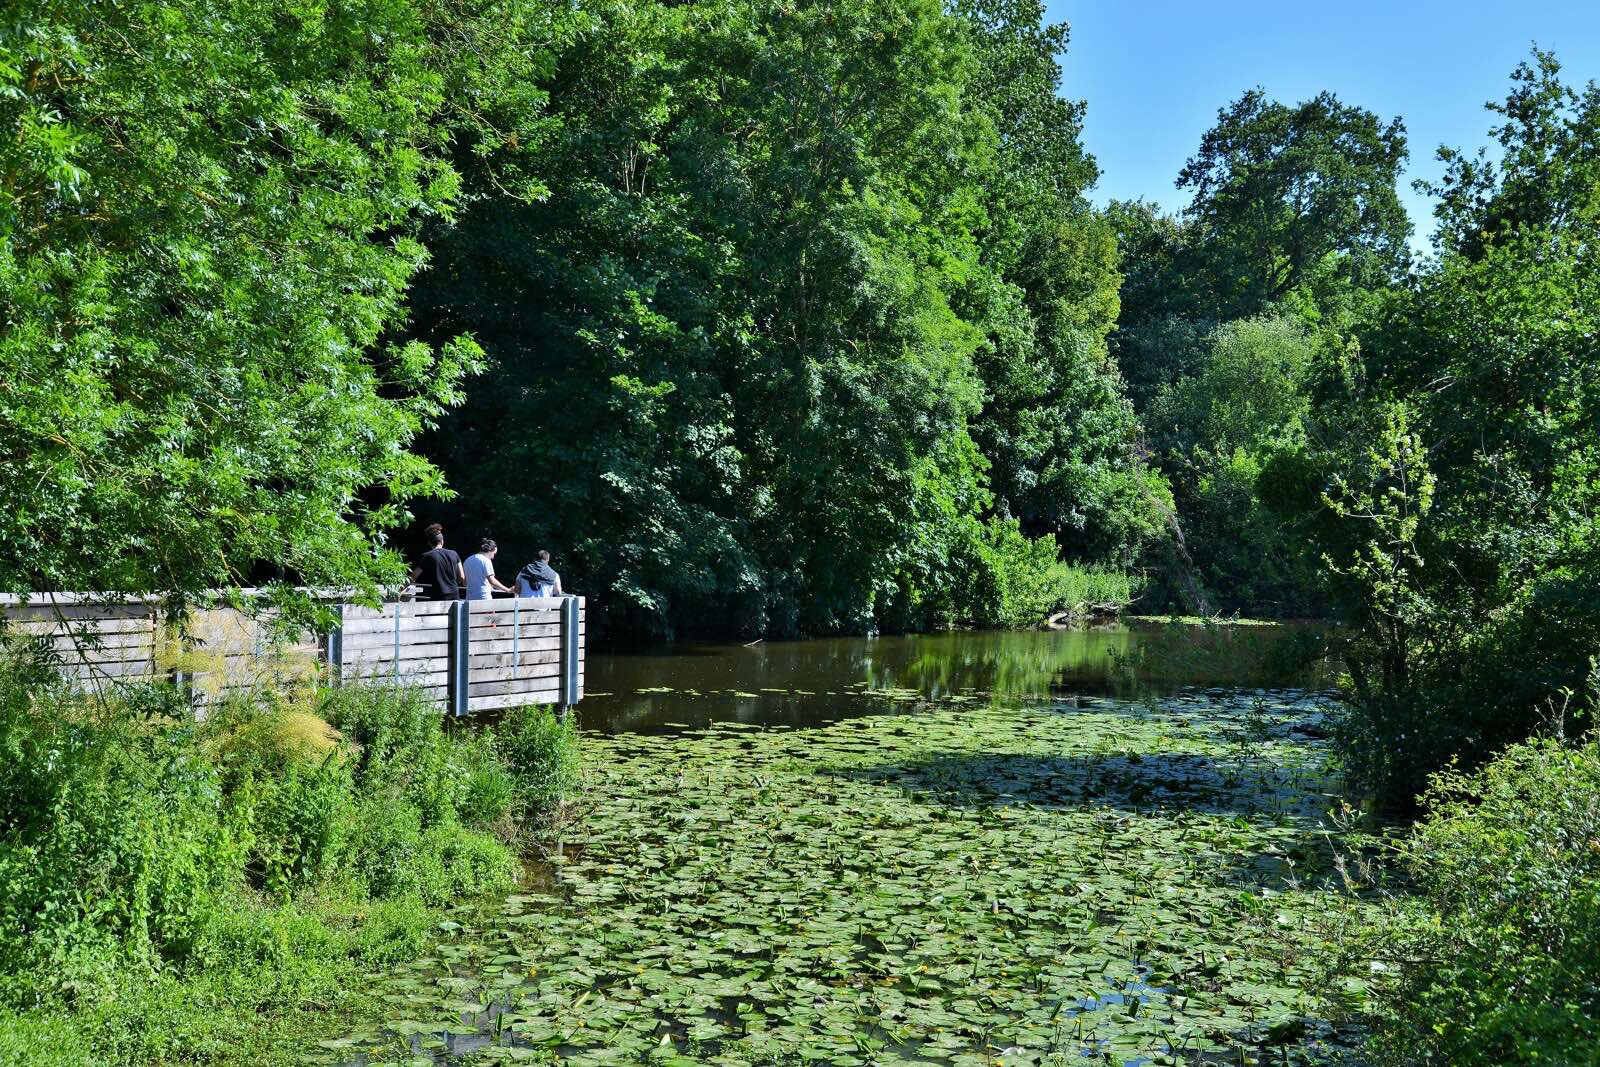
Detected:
left=323, top=603, right=344, bottom=689
left=448, top=599, right=471, bottom=717
left=559, top=595, right=580, bottom=709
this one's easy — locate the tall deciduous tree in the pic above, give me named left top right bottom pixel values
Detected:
left=1177, top=89, right=1411, bottom=317
left=0, top=0, right=544, bottom=619
left=1269, top=51, right=1600, bottom=803
left=414, top=0, right=1157, bottom=639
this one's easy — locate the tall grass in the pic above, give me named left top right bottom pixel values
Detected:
left=0, top=654, right=580, bottom=1065
left=1055, top=564, right=1139, bottom=616
left=967, top=518, right=1140, bottom=628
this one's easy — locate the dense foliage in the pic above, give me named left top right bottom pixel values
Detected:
left=1268, top=51, right=1600, bottom=805
left=1107, top=50, right=1597, bottom=817
left=0, top=0, right=1153, bottom=638
left=0, top=0, right=529, bottom=621
left=1107, top=88, right=1410, bottom=616
left=0, top=662, right=578, bottom=1064
left=1356, top=738, right=1600, bottom=1065
left=409, top=0, right=1155, bottom=639
left=2, top=5, right=1598, bottom=1060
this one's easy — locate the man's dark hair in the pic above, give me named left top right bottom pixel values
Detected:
left=480, top=538, right=497, bottom=554
left=424, top=522, right=444, bottom=547
left=537, top=549, right=550, bottom=561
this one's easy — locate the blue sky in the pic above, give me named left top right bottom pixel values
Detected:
left=1048, top=0, right=1600, bottom=250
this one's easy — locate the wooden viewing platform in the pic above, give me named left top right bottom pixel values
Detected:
left=0, top=593, right=585, bottom=715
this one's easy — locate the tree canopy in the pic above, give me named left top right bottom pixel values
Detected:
left=1177, top=89, right=1410, bottom=317
left=0, top=0, right=523, bottom=619
left=410, top=0, right=1156, bottom=638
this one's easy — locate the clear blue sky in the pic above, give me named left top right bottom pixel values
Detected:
left=1049, top=0, right=1600, bottom=250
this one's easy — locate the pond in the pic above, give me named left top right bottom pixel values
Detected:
left=315, top=621, right=1374, bottom=1067
left=580, top=619, right=1335, bottom=733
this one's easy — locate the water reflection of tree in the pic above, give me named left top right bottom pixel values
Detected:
left=863, top=629, right=1138, bottom=701
left=582, top=623, right=1335, bottom=731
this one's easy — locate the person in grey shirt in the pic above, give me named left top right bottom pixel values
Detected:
left=516, top=550, right=564, bottom=598
left=463, top=539, right=514, bottom=600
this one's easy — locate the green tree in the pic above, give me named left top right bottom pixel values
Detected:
left=1144, top=316, right=1322, bottom=613
left=413, top=0, right=1152, bottom=639
left=1107, top=88, right=1413, bottom=617
left=0, top=0, right=518, bottom=619
left=1427, top=48, right=1600, bottom=258
left=953, top=0, right=1159, bottom=565
left=1103, top=200, right=1215, bottom=407
left=1177, top=89, right=1411, bottom=317
left=1271, top=51, right=1600, bottom=804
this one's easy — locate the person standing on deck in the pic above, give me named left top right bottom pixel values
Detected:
left=516, top=550, right=564, bottom=598
left=464, top=539, right=514, bottom=600
left=411, top=523, right=464, bottom=601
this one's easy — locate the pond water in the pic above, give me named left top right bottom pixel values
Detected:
left=316, top=622, right=1373, bottom=1067
left=579, top=619, right=1335, bottom=733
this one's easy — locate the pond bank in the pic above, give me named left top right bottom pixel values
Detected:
left=315, top=654, right=1378, bottom=1066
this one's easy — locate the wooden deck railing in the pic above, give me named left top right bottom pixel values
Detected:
left=0, top=593, right=585, bottom=714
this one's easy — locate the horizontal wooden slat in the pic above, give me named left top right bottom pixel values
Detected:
left=59, top=659, right=158, bottom=680
left=469, top=681, right=562, bottom=702
left=465, top=649, right=562, bottom=671
left=35, top=634, right=156, bottom=657
left=340, top=613, right=453, bottom=636
left=462, top=663, right=563, bottom=684
left=344, top=646, right=451, bottom=671
left=0, top=603, right=154, bottom=623
left=340, top=601, right=456, bottom=622
left=468, top=667, right=560, bottom=685
left=54, top=639, right=154, bottom=660
left=6, top=619, right=156, bottom=640
left=341, top=631, right=451, bottom=652
left=467, top=617, right=563, bottom=633
left=469, top=608, right=562, bottom=627
left=464, top=636, right=563, bottom=656
left=327, top=679, right=449, bottom=699
left=339, top=642, right=449, bottom=661
left=468, top=690, right=562, bottom=711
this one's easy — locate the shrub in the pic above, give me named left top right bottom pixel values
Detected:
left=0, top=660, right=242, bottom=980
left=0, top=654, right=577, bottom=1066
left=0, top=657, right=574, bottom=1013
left=960, top=518, right=1141, bottom=629
left=454, top=732, right=519, bottom=829
left=495, top=704, right=580, bottom=819
left=319, top=684, right=482, bottom=828
left=241, top=754, right=354, bottom=899
left=341, top=799, right=516, bottom=905
left=1360, top=737, right=1600, bottom=1065
left=318, top=684, right=442, bottom=778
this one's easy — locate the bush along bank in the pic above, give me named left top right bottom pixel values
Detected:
left=1328, top=733, right=1600, bottom=1066
left=0, top=653, right=579, bottom=1066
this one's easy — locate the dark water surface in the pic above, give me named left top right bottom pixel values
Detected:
left=577, top=618, right=1335, bottom=734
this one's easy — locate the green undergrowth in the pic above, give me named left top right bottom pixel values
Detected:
left=964, top=520, right=1139, bottom=628
left=1338, top=736, right=1600, bottom=1067
left=0, top=653, right=579, bottom=1066
left=312, top=687, right=1379, bottom=1066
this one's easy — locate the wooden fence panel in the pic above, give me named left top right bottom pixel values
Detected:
left=0, top=598, right=158, bottom=687
left=0, top=593, right=586, bottom=716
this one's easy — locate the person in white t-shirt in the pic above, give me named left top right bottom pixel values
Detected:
left=463, top=539, right=514, bottom=600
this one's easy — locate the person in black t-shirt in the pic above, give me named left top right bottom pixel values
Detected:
left=411, top=523, right=464, bottom=601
